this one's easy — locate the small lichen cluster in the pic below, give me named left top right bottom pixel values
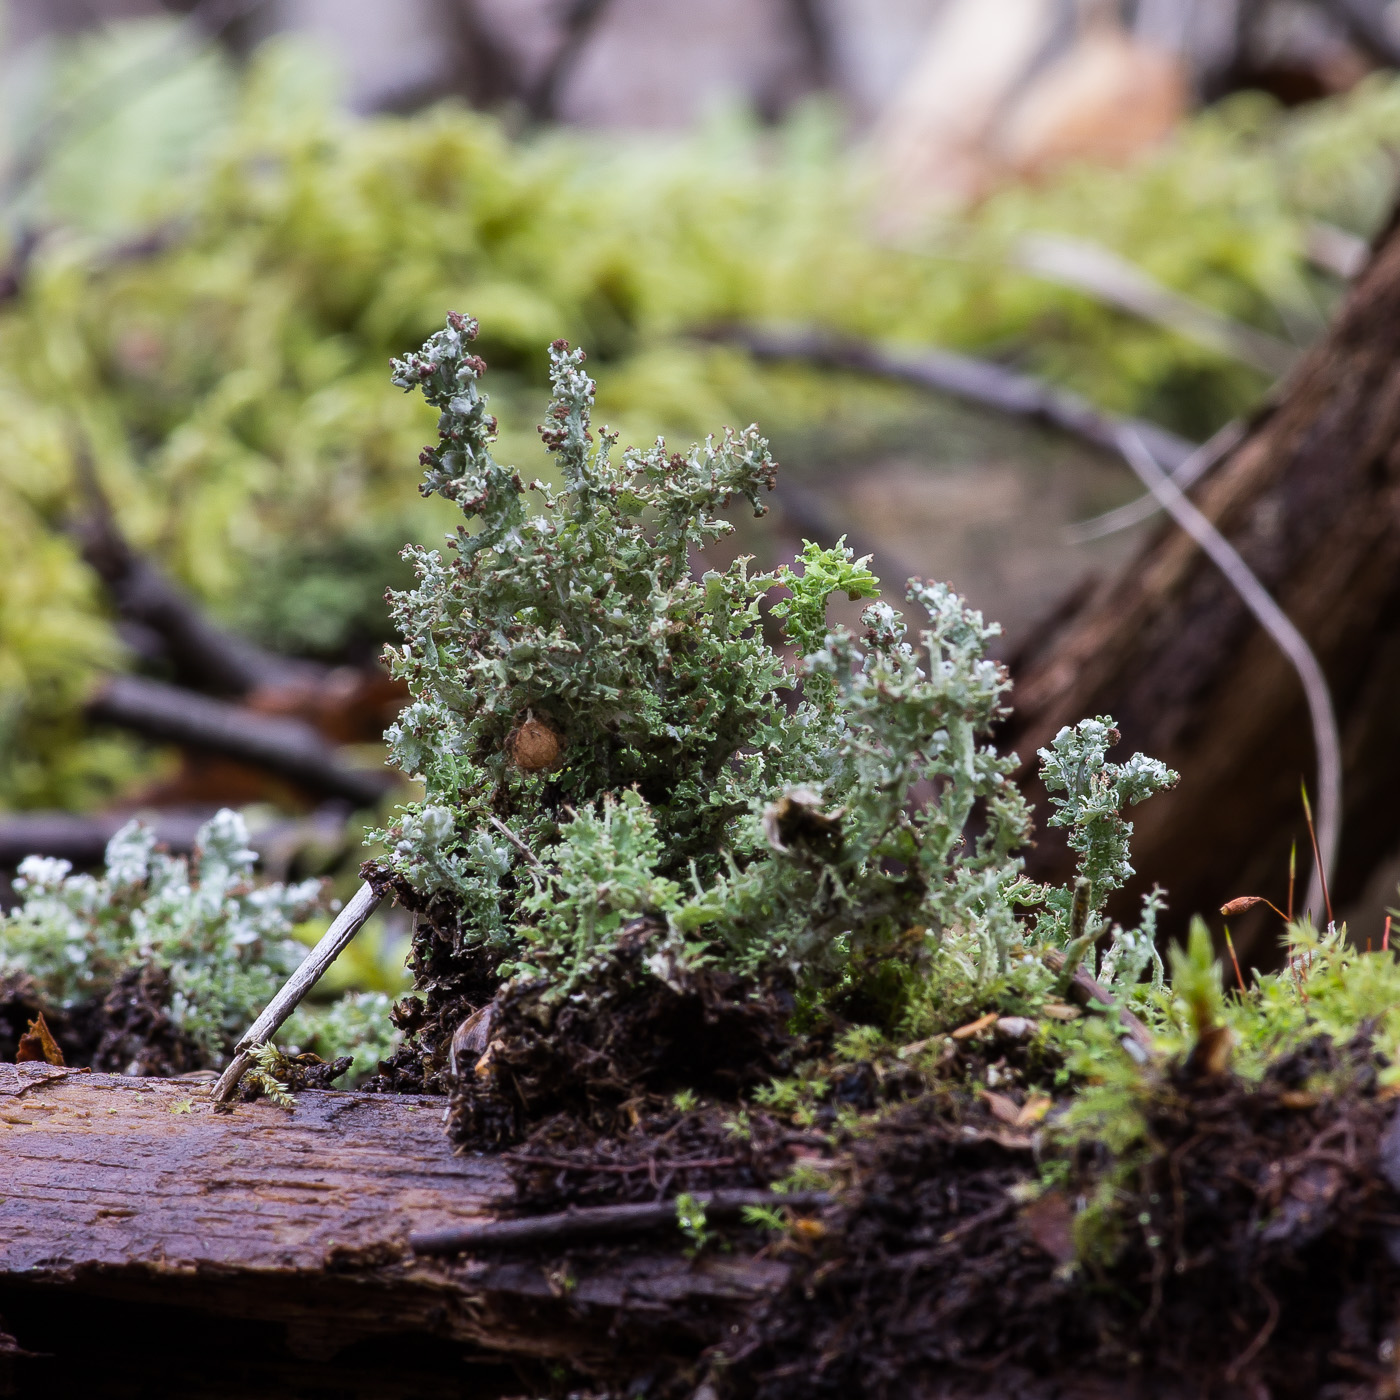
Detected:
left=0, top=809, right=395, bottom=1076
left=377, top=314, right=1179, bottom=1035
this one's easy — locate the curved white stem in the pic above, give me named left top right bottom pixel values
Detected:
left=1114, top=427, right=1340, bottom=921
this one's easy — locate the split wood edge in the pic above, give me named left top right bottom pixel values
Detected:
left=211, top=879, right=383, bottom=1103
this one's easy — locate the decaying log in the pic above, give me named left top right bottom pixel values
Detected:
left=0, top=1063, right=789, bottom=1396
left=1003, top=209, right=1400, bottom=956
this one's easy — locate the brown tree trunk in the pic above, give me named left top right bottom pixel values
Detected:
left=0, top=1063, right=785, bottom=1397
left=1003, top=209, right=1400, bottom=961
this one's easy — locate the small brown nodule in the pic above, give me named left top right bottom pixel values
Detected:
left=1221, top=896, right=1267, bottom=916
left=1220, top=894, right=1289, bottom=922
left=507, top=715, right=562, bottom=772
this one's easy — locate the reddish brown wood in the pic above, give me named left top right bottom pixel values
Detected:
left=1004, top=211, right=1400, bottom=958
left=0, top=1063, right=786, bottom=1396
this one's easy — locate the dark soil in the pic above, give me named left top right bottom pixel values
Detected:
left=706, top=1035, right=1400, bottom=1400
left=0, top=965, right=200, bottom=1075
left=445, top=926, right=797, bottom=1149
left=360, top=862, right=503, bottom=1095
left=504, top=1103, right=802, bottom=1213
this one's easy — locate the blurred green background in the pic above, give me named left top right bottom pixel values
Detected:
left=4, top=1, right=1400, bottom=997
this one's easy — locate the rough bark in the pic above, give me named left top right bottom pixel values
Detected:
left=0, top=1063, right=786, bottom=1397
left=1003, top=209, right=1400, bottom=959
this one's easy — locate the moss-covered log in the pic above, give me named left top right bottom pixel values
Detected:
left=1005, top=207, right=1400, bottom=956
left=0, top=1063, right=787, bottom=1398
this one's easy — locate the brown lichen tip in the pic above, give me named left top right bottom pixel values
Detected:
left=507, top=713, right=563, bottom=772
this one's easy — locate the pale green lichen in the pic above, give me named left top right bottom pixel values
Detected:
left=378, top=314, right=1180, bottom=1033
left=1, top=809, right=396, bottom=1075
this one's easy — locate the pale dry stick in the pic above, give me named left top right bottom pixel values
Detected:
left=1016, top=235, right=1301, bottom=378
left=211, top=880, right=383, bottom=1103
left=487, top=814, right=545, bottom=870
left=1066, top=419, right=1247, bottom=543
left=1114, top=427, right=1340, bottom=917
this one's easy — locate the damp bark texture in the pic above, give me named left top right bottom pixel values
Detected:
left=1005, top=208, right=1400, bottom=958
left=0, top=1063, right=787, bottom=1397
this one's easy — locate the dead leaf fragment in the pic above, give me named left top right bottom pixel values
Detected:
left=1040, top=1003, right=1080, bottom=1022
left=982, top=1089, right=1052, bottom=1130
left=15, top=1012, right=64, bottom=1066
left=982, top=1089, right=1023, bottom=1125
left=1023, top=1189, right=1076, bottom=1264
left=952, top=1012, right=997, bottom=1040
left=451, top=1004, right=496, bottom=1078
left=1017, top=1094, right=1052, bottom=1127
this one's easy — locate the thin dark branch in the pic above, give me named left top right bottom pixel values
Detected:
left=711, top=325, right=1197, bottom=473
left=1327, top=0, right=1400, bottom=66
left=0, top=810, right=209, bottom=868
left=88, top=673, right=392, bottom=807
left=70, top=445, right=318, bottom=697
left=503, top=1153, right=740, bottom=1173
left=0, top=805, right=349, bottom=871
left=410, top=1189, right=831, bottom=1254
left=786, top=0, right=836, bottom=90
left=529, top=0, right=615, bottom=121
left=437, top=0, right=530, bottom=109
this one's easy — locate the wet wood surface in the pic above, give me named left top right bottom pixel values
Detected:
left=0, top=1062, right=786, bottom=1393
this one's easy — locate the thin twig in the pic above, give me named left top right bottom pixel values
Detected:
left=1014, top=235, right=1301, bottom=377
left=487, top=815, right=545, bottom=870
left=1113, top=427, right=1341, bottom=920
left=409, top=1189, right=830, bottom=1255
left=712, top=325, right=1196, bottom=472
left=211, top=881, right=383, bottom=1103
left=1065, top=419, right=1246, bottom=543
left=504, top=1153, right=740, bottom=1173
left=1040, top=947, right=1155, bottom=1056
left=88, top=673, right=392, bottom=807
